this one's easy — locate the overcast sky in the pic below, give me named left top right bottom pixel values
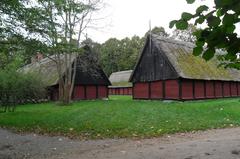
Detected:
left=87, top=0, right=214, bottom=43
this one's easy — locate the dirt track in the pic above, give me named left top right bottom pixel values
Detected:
left=1, top=127, right=240, bottom=159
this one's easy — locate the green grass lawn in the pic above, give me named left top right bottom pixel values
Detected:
left=0, top=96, right=240, bottom=139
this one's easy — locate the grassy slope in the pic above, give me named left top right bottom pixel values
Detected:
left=0, top=96, right=240, bottom=139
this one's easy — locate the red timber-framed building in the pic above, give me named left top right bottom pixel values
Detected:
left=108, top=70, right=133, bottom=95
left=21, top=46, right=111, bottom=101
left=129, top=34, right=240, bottom=100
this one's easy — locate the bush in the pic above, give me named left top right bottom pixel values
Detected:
left=0, top=70, right=47, bottom=111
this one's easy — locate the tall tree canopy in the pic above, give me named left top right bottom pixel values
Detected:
left=170, top=0, right=240, bottom=69
left=99, top=36, right=145, bottom=76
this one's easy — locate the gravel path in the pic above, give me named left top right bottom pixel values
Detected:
left=1, top=127, right=240, bottom=159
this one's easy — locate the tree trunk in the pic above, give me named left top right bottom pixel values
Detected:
left=63, top=84, right=70, bottom=104
left=58, top=78, right=64, bottom=101
left=69, top=57, right=77, bottom=101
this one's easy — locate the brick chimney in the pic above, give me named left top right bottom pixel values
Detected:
left=36, top=52, right=43, bottom=61
left=31, top=52, right=44, bottom=63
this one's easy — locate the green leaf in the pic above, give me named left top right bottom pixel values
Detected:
left=175, top=20, right=188, bottom=30
left=196, top=5, right=209, bottom=14
left=201, top=30, right=210, bottom=38
left=193, top=46, right=203, bottom=56
left=196, top=40, right=205, bottom=47
left=181, top=12, right=193, bottom=21
left=208, top=28, right=222, bottom=40
left=169, top=20, right=177, bottom=28
left=223, top=14, right=235, bottom=26
left=214, top=0, right=232, bottom=7
left=207, top=16, right=221, bottom=28
left=202, top=48, right=215, bottom=61
left=226, top=40, right=240, bottom=56
left=186, top=0, right=195, bottom=4
left=216, top=9, right=223, bottom=17
left=226, top=25, right=236, bottom=34
left=216, top=38, right=228, bottom=48
left=195, top=16, right=205, bottom=25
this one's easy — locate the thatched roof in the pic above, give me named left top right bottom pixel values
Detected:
left=109, top=70, right=132, bottom=86
left=20, top=55, right=65, bottom=86
left=20, top=49, right=111, bottom=86
left=130, top=34, right=240, bottom=82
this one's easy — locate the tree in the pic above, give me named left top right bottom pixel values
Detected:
left=0, top=37, right=23, bottom=70
left=0, top=1, right=29, bottom=69
left=99, top=35, right=144, bottom=76
left=0, top=35, right=47, bottom=70
left=118, top=36, right=144, bottom=71
left=145, top=26, right=169, bottom=37
left=81, top=37, right=102, bottom=62
left=99, top=38, right=121, bottom=75
left=172, top=24, right=197, bottom=43
left=170, top=0, right=240, bottom=69
left=1, top=0, right=104, bottom=104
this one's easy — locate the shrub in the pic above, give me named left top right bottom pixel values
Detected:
left=0, top=70, right=47, bottom=112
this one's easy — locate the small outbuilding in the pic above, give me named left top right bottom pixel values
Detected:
left=108, top=70, right=133, bottom=95
left=130, top=34, right=240, bottom=100
left=21, top=46, right=111, bottom=101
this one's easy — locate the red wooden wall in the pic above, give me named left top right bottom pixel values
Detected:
left=194, top=81, right=204, bottom=99
left=72, top=85, right=108, bottom=100
left=133, top=83, right=149, bottom=99
left=215, top=81, right=223, bottom=98
left=206, top=81, right=215, bottom=98
left=181, top=79, right=193, bottom=99
left=74, top=86, right=85, bottom=100
left=150, top=81, right=163, bottom=99
left=238, top=83, right=240, bottom=95
left=86, top=86, right=96, bottom=99
left=108, top=87, right=132, bottom=95
left=223, top=82, right=231, bottom=97
left=132, top=79, right=240, bottom=100
left=231, top=82, right=238, bottom=97
left=98, top=86, right=108, bottom=98
left=165, top=80, right=179, bottom=99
